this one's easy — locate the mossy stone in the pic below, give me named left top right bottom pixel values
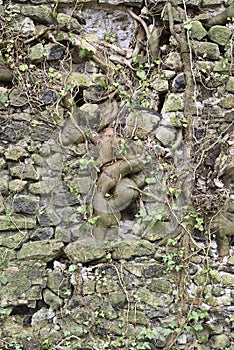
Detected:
left=226, top=77, right=234, bottom=92
left=17, top=239, right=64, bottom=262
left=0, top=215, right=36, bottom=231
left=222, top=272, right=234, bottom=287
left=192, top=41, right=220, bottom=60
left=208, top=25, right=231, bottom=46
left=64, top=238, right=106, bottom=263
left=210, top=334, right=230, bottom=349
left=136, top=288, right=172, bottom=307
left=189, top=21, right=207, bottom=40
left=29, top=43, right=45, bottom=63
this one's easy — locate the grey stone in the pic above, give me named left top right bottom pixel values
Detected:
left=222, top=272, right=234, bottom=287
left=40, top=89, right=59, bottom=105
left=57, top=13, right=83, bottom=33
left=0, top=196, right=5, bottom=213
left=29, top=179, right=60, bottom=195
left=192, top=41, right=220, bottom=60
left=226, top=77, right=234, bottom=92
left=172, top=73, right=186, bottom=92
left=9, top=163, right=39, bottom=180
left=31, top=227, right=54, bottom=240
left=0, top=68, right=13, bottom=83
left=96, top=279, right=118, bottom=294
left=9, top=179, right=27, bottom=193
left=202, top=0, right=223, bottom=5
left=38, top=208, right=61, bottom=227
left=0, top=175, right=9, bottom=194
left=29, top=43, right=45, bottom=63
left=47, top=269, right=71, bottom=298
left=210, top=334, right=230, bottom=349
left=164, top=52, right=183, bottom=71
left=43, top=289, right=62, bottom=309
left=154, top=126, right=176, bottom=146
left=67, top=73, right=93, bottom=89
left=13, top=195, right=40, bottom=215
left=124, top=108, right=161, bottom=139
left=21, top=5, right=53, bottom=24
left=151, top=76, right=169, bottom=93
left=0, top=215, right=36, bottom=231
left=162, top=93, right=184, bottom=113
left=135, top=288, right=172, bottom=307
left=9, top=88, right=28, bottom=107
left=45, top=43, right=65, bottom=61
left=31, top=307, right=55, bottom=326
left=64, top=238, right=106, bottom=263
left=112, top=239, right=155, bottom=260
left=4, top=145, right=28, bottom=160
left=0, top=260, right=47, bottom=307
left=205, top=322, right=223, bottom=335
left=148, top=278, right=173, bottom=294
left=0, top=231, right=28, bottom=249
left=17, top=239, right=64, bottom=262
left=208, top=25, right=232, bottom=46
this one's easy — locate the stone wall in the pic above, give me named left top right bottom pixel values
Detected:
left=0, top=0, right=234, bottom=349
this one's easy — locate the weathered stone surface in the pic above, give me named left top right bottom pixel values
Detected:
left=31, top=227, right=54, bottom=240
left=162, top=93, right=184, bottom=113
left=227, top=255, right=234, bottom=265
left=202, top=0, right=223, bottom=6
left=29, top=43, right=45, bottom=63
left=136, top=288, right=172, bottom=307
left=172, top=73, right=186, bottom=92
left=222, top=272, right=234, bottom=287
left=192, top=41, right=220, bottom=60
left=21, top=5, right=53, bottom=24
left=0, top=174, right=9, bottom=194
left=148, top=278, right=173, bottom=294
left=38, top=208, right=61, bottom=227
left=205, top=322, right=223, bottom=335
left=96, top=279, right=118, bottom=293
left=9, top=88, right=28, bottom=107
left=13, top=195, right=40, bottom=214
left=164, top=52, right=183, bottom=71
left=151, top=76, right=169, bottom=93
left=226, top=77, right=234, bottom=92
left=154, top=126, right=176, bottom=146
left=43, top=288, right=62, bottom=309
left=31, top=307, right=55, bottom=326
left=0, top=196, right=5, bottom=213
left=64, top=238, right=106, bottom=263
left=0, top=261, right=47, bottom=307
left=0, top=215, right=36, bottom=231
left=47, top=268, right=71, bottom=298
left=124, top=109, right=161, bottom=139
left=220, top=95, right=234, bottom=109
left=0, top=68, right=13, bottom=83
left=112, top=239, right=155, bottom=260
left=4, top=145, right=28, bottom=160
left=45, top=43, right=65, bottom=61
left=0, top=231, right=28, bottom=249
left=210, top=334, right=230, bottom=349
left=17, top=240, right=64, bottom=262
left=9, top=163, right=39, bottom=180
left=208, top=25, right=232, bottom=46
left=57, top=13, right=83, bottom=33
left=28, top=179, right=60, bottom=195
left=9, top=179, right=27, bottom=193
left=189, top=21, right=207, bottom=40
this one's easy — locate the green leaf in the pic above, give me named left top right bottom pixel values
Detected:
left=136, top=70, right=146, bottom=80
